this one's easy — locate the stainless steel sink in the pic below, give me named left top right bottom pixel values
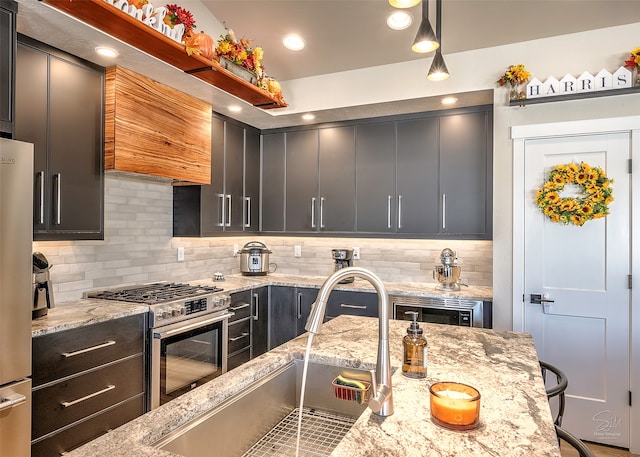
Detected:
left=154, top=360, right=371, bottom=457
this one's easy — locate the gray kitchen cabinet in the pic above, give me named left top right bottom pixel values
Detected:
left=295, top=287, right=317, bottom=336
left=260, top=132, right=285, bottom=232
left=269, top=285, right=297, bottom=349
left=439, top=110, right=492, bottom=237
left=326, top=290, right=378, bottom=320
left=0, top=0, right=16, bottom=137
left=15, top=36, right=104, bottom=241
left=31, top=314, right=146, bottom=457
left=251, top=286, right=269, bottom=357
left=173, top=115, right=260, bottom=236
left=285, top=129, right=318, bottom=231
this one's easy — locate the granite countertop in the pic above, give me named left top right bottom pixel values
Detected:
left=63, top=315, right=560, bottom=457
left=33, top=273, right=493, bottom=336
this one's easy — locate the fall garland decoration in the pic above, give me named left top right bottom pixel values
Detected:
left=535, top=162, right=614, bottom=226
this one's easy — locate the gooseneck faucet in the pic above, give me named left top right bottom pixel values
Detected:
left=305, top=267, right=394, bottom=417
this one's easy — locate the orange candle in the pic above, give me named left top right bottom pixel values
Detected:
left=429, top=382, right=480, bottom=431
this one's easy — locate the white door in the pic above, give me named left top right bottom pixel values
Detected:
left=523, top=132, right=631, bottom=447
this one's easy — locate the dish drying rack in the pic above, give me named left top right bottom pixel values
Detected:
left=332, top=377, right=371, bottom=405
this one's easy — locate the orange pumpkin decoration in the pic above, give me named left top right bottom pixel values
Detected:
left=185, top=32, right=215, bottom=61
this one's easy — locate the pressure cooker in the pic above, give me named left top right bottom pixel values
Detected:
left=238, top=241, right=274, bottom=276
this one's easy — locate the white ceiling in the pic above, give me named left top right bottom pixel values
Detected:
left=200, top=0, right=640, bottom=82
left=15, top=0, right=640, bottom=129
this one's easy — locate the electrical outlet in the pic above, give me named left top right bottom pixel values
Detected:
left=353, top=247, right=360, bottom=260
left=294, top=245, right=302, bottom=257
left=177, top=247, right=185, bottom=262
left=233, top=243, right=239, bottom=256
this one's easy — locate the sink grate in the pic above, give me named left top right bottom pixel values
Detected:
left=241, top=407, right=356, bottom=457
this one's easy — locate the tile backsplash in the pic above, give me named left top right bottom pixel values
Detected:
left=34, top=174, right=492, bottom=303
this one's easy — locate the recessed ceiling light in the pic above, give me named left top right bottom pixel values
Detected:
left=283, top=34, right=305, bottom=51
left=387, top=11, right=413, bottom=30
left=302, top=113, right=315, bottom=121
left=228, top=105, right=242, bottom=112
left=95, top=47, right=119, bottom=58
left=441, top=97, right=457, bottom=105
left=389, top=0, right=421, bottom=7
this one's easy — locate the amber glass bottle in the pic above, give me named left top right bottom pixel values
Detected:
left=402, top=311, right=427, bottom=379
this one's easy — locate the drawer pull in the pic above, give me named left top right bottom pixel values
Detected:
left=340, top=303, right=367, bottom=310
left=0, top=393, right=26, bottom=412
left=60, top=385, right=115, bottom=408
left=229, top=332, right=249, bottom=342
left=61, top=340, right=116, bottom=358
left=229, top=303, right=250, bottom=311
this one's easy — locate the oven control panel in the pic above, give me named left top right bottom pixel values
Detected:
left=150, top=294, right=231, bottom=328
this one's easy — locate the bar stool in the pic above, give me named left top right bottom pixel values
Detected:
left=540, top=360, right=568, bottom=426
left=555, top=425, right=595, bottom=457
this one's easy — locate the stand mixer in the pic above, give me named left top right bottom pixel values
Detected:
left=433, top=248, right=461, bottom=291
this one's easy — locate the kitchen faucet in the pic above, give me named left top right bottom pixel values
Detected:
left=305, top=266, right=394, bottom=417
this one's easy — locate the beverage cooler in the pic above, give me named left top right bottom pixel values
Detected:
left=0, top=138, right=34, bottom=456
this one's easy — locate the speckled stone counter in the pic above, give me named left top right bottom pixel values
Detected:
left=62, top=315, right=559, bottom=457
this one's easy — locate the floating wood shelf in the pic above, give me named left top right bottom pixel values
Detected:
left=42, top=0, right=287, bottom=109
left=509, top=85, right=640, bottom=106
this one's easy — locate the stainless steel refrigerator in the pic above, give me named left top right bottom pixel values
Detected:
left=0, top=137, right=33, bottom=456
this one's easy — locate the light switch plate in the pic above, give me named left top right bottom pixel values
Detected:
left=177, top=247, right=185, bottom=262
left=353, top=247, right=360, bottom=260
left=294, top=245, right=302, bottom=257
left=233, top=243, right=239, bottom=256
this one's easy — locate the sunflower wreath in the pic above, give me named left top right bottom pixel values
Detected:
left=535, top=162, right=614, bottom=226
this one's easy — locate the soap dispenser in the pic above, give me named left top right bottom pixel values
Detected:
left=402, top=311, right=427, bottom=379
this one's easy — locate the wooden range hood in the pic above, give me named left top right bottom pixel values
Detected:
left=105, top=66, right=212, bottom=185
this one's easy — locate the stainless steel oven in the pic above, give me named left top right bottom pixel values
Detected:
left=392, top=295, right=492, bottom=328
left=86, top=282, right=232, bottom=410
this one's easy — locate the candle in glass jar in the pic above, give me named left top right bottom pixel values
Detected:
left=429, top=382, right=480, bottom=430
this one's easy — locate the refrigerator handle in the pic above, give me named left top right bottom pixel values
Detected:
left=0, top=393, right=26, bottom=412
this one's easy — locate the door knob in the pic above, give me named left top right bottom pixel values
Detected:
left=530, top=294, right=554, bottom=314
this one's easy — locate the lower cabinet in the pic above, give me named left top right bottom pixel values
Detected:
left=227, top=287, right=269, bottom=371
left=251, top=286, right=269, bottom=358
left=326, top=290, right=378, bottom=319
left=268, top=286, right=297, bottom=349
left=295, top=287, right=317, bottom=336
left=31, top=314, right=146, bottom=457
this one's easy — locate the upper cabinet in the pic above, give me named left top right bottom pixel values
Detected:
left=0, top=0, right=17, bottom=138
left=173, top=115, right=260, bottom=236
left=105, top=66, right=212, bottom=184
left=260, top=106, right=492, bottom=239
left=15, top=36, right=104, bottom=240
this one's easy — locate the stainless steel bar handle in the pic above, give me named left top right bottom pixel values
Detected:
left=320, top=197, right=325, bottom=228
left=311, top=197, right=316, bottom=228
left=297, top=292, right=302, bottom=319
left=155, top=312, right=233, bottom=338
left=398, top=195, right=402, bottom=229
left=229, top=303, right=250, bottom=311
left=387, top=195, right=392, bottom=229
left=442, top=193, right=446, bottom=229
left=54, top=173, right=61, bottom=225
left=340, top=303, right=367, bottom=310
left=253, top=293, right=259, bottom=321
left=61, top=385, right=115, bottom=408
left=62, top=340, right=116, bottom=358
left=0, top=393, right=26, bottom=412
left=226, top=194, right=232, bottom=227
left=244, top=197, right=251, bottom=228
left=217, top=194, right=225, bottom=226
left=229, top=332, right=249, bottom=342
left=37, top=171, right=45, bottom=224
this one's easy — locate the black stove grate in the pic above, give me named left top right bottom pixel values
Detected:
left=86, top=282, right=224, bottom=304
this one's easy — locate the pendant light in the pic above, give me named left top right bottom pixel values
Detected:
left=411, top=0, right=439, bottom=53
left=427, top=0, right=449, bottom=80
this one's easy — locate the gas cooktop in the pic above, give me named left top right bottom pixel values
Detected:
left=85, top=282, right=224, bottom=305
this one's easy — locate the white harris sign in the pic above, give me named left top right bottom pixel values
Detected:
left=526, top=66, right=633, bottom=99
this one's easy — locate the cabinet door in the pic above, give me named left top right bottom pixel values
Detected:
left=48, top=55, right=103, bottom=236
left=355, top=122, right=396, bottom=233
left=268, top=286, right=296, bottom=349
left=14, top=43, right=48, bottom=231
left=244, top=127, right=260, bottom=231
left=318, top=126, right=355, bottom=232
left=0, top=1, right=16, bottom=137
left=285, top=130, right=318, bottom=231
left=225, top=121, right=245, bottom=231
left=201, top=116, right=225, bottom=234
left=295, top=287, right=317, bottom=336
left=261, top=132, right=285, bottom=232
left=326, top=290, right=378, bottom=319
left=396, top=117, right=439, bottom=234
left=251, top=287, right=269, bottom=358
left=439, top=111, right=491, bottom=237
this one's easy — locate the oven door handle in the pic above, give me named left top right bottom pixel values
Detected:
left=154, top=312, right=232, bottom=339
